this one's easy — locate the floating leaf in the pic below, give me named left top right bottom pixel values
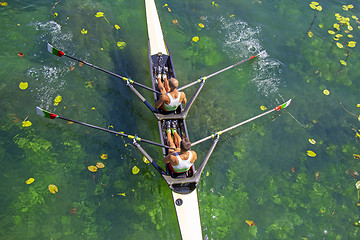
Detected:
left=0, top=2, right=8, bottom=6
left=48, top=184, right=58, bottom=194
left=96, top=162, right=105, bottom=168
left=316, top=6, right=322, bottom=11
left=101, top=154, right=108, bottom=160
left=336, top=42, right=343, bottom=48
left=91, top=107, right=95, bottom=110
left=309, top=139, right=316, bottom=144
left=198, top=23, right=204, bottom=28
left=117, top=41, right=126, bottom=49
left=343, top=5, right=348, bottom=11
left=308, top=31, right=313, bottom=38
left=81, top=29, right=88, bottom=35
left=354, top=154, right=360, bottom=159
left=311, top=1, right=319, bottom=6
left=245, top=220, right=255, bottom=226
left=318, top=24, right=323, bottom=28
left=192, top=36, right=199, bottom=42
left=333, top=23, right=340, bottom=30
left=172, top=19, right=178, bottom=24
left=118, top=193, right=126, bottom=196
left=54, top=95, right=62, bottom=105
left=328, top=30, right=335, bottom=35
left=352, top=15, right=358, bottom=20
left=18, top=52, right=24, bottom=57
left=340, top=60, right=347, bottom=66
left=309, top=3, right=316, bottom=9
left=143, top=156, right=150, bottom=164
left=70, top=66, right=75, bottom=71
left=307, top=150, right=316, bottom=157
left=25, top=178, right=34, bottom=185
left=323, top=89, right=330, bottom=95
left=22, top=121, right=32, bottom=127
left=358, top=115, right=360, bottom=122
left=335, top=34, right=343, bottom=38
left=53, top=12, right=58, bottom=18
left=348, top=34, right=354, bottom=38
left=19, top=82, right=28, bottom=90
left=115, top=24, right=120, bottom=30
left=95, top=12, right=104, bottom=18
left=260, top=105, right=267, bottom=110
left=356, top=181, right=360, bottom=190
left=132, top=166, right=140, bottom=175
left=211, top=1, right=219, bottom=7
left=167, top=7, right=171, bottom=12
left=88, top=165, right=98, bottom=172
left=348, top=41, right=356, bottom=48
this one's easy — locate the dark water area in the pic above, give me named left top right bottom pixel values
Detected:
left=1, top=0, right=360, bottom=239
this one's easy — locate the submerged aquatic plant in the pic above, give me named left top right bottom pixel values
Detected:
left=306, top=2, right=323, bottom=38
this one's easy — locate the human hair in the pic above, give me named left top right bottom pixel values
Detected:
left=180, top=137, right=191, bottom=151
left=169, top=78, right=179, bottom=89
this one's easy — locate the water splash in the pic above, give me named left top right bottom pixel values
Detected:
left=219, top=17, right=282, bottom=96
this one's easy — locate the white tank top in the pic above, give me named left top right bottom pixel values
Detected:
left=163, top=92, right=181, bottom=111
left=171, top=151, right=193, bottom=173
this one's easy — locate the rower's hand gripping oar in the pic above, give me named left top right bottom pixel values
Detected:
left=178, top=50, right=266, bottom=91
left=46, top=43, right=160, bottom=95
left=35, top=106, right=173, bottom=150
left=191, top=99, right=292, bottom=146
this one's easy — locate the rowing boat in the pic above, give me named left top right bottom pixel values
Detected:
left=145, top=0, right=203, bottom=238
left=39, top=1, right=292, bottom=239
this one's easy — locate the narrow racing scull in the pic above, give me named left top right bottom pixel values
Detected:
left=38, top=0, right=292, bottom=239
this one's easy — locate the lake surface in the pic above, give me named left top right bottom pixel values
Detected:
left=1, top=0, right=360, bottom=239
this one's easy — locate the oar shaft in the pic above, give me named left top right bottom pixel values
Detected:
left=65, top=55, right=159, bottom=94
left=179, top=51, right=265, bottom=91
left=38, top=111, right=173, bottom=149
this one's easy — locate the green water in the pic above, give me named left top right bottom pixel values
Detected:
left=1, top=0, right=360, bottom=239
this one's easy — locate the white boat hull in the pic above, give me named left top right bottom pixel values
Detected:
left=172, top=190, right=203, bottom=240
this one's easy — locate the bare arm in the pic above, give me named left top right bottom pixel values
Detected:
left=181, top=92, right=187, bottom=104
left=155, top=94, right=168, bottom=109
left=163, top=154, right=171, bottom=163
left=191, top=151, right=197, bottom=163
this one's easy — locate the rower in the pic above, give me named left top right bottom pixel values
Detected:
left=162, top=121, right=197, bottom=173
left=155, top=77, right=187, bottom=112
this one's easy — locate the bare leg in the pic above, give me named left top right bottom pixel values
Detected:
left=167, top=130, right=176, bottom=153
left=158, top=77, right=167, bottom=95
left=173, top=131, right=181, bottom=149
left=163, top=74, right=170, bottom=93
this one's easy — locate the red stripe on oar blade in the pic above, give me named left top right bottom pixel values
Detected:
left=49, top=113, right=58, bottom=119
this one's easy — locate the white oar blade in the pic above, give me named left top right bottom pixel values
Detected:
left=36, top=106, right=45, bottom=117
left=47, top=43, right=65, bottom=57
left=36, top=106, right=58, bottom=119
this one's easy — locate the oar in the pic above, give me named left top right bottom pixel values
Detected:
left=47, top=43, right=160, bottom=94
left=191, top=99, right=292, bottom=146
left=178, top=50, right=265, bottom=91
left=36, top=107, right=173, bottom=149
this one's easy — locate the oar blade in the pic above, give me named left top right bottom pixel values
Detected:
left=275, top=99, right=292, bottom=111
left=36, top=106, right=58, bottom=119
left=47, top=43, right=65, bottom=57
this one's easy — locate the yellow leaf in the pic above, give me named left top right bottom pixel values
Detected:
left=192, top=36, right=199, bottom=42
left=22, top=120, right=32, bottom=127
left=115, top=24, right=120, bottom=30
left=348, top=34, right=353, bottom=38
left=323, top=89, right=330, bottom=95
left=132, top=166, right=140, bottom=175
left=307, top=150, right=316, bottom=157
left=53, top=12, right=58, bottom=18
left=0, top=2, right=8, bottom=6
left=48, top=184, right=58, bottom=194
left=354, top=154, right=360, bottom=159
left=348, top=4, right=354, bottom=9
left=230, top=14, right=235, bottom=17
left=309, top=3, right=316, bottom=9
left=81, top=29, right=88, bottom=35
left=348, top=25, right=353, bottom=31
left=308, top=31, right=313, bottom=38
left=343, top=5, right=348, bottom=11
left=340, top=60, right=347, bottom=66
left=333, top=23, right=340, bottom=30
left=357, top=104, right=360, bottom=108
left=118, top=193, right=126, bottom=196
left=311, top=1, right=319, bottom=6
left=96, top=162, right=105, bottom=168
left=54, top=95, right=62, bottom=103
left=309, top=139, right=316, bottom=144
left=88, top=165, right=98, bottom=172
left=356, top=181, right=360, bottom=189
left=348, top=41, right=356, bottom=48
left=260, top=105, right=267, bottom=110
left=198, top=23, right=204, bottom=28
left=352, top=15, right=358, bottom=20
left=245, top=220, right=255, bottom=226
left=358, top=115, right=360, bottom=122
left=25, top=178, right=34, bottom=184
left=328, top=30, right=335, bottom=35
left=335, top=34, right=343, bottom=38
left=318, top=24, right=323, bottom=28
left=91, top=107, right=95, bottom=110
left=336, top=42, right=343, bottom=48
left=167, top=7, right=171, bottom=12
left=95, top=12, right=104, bottom=18
left=19, top=82, right=28, bottom=90
left=333, top=37, right=339, bottom=41
left=143, top=156, right=150, bottom=164
left=101, top=154, right=108, bottom=160
left=163, top=4, right=168, bottom=7
left=316, top=6, right=322, bottom=11
left=117, top=41, right=126, bottom=49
